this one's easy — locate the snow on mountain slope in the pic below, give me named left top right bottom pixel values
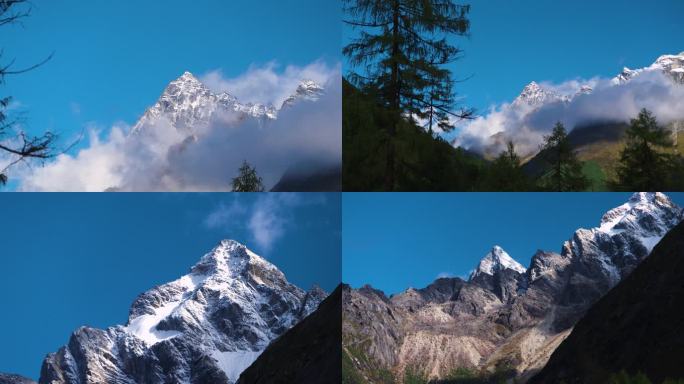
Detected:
left=469, top=245, right=527, bottom=279
left=39, top=240, right=325, bottom=384
left=131, top=72, right=323, bottom=134
left=280, top=79, right=324, bottom=109
left=514, top=52, right=684, bottom=110
left=612, top=52, right=684, bottom=85
left=565, top=192, right=683, bottom=287
left=513, top=81, right=570, bottom=107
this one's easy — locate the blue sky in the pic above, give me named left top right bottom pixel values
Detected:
left=343, top=0, right=684, bottom=112
left=343, top=192, right=684, bottom=295
left=0, top=192, right=340, bottom=379
left=2, top=0, right=340, bottom=146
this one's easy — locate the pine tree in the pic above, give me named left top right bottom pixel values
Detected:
left=486, top=141, right=530, bottom=191
left=538, top=122, right=588, bottom=191
left=231, top=160, right=264, bottom=192
left=343, top=0, right=472, bottom=190
left=614, top=108, right=676, bottom=191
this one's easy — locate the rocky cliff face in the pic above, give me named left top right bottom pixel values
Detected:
left=343, top=192, right=683, bottom=382
left=39, top=240, right=324, bottom=384
left=531, top=220, right=684, bottom=384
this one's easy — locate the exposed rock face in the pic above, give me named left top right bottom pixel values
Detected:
left=39, top=240, right=324, bottom=384
left=237, top=285, right=341, bottom=384
left=342, top=193, right=683, bottom=382
left=531, top=221, right=684, bottom=384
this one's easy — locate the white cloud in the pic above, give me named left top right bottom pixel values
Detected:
left=16, top=60, right=342, bottom=191
left=204, top=198, right=248, bottom=229
left=203, top=193, right=325, bottom=252
left=201, top=60, right=339, bottom=108
left=455, top=71, right=684, bottom=156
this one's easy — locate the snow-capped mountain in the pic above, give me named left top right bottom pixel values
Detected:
left=513, top=52, right=684, bottom=109
left=280, top=79, right=324, bottom=109
left=343, top=192, right=683, bottom=382
left=131, top=72, right=323, bottom=134
left=513, top=81, right=571, bottom=107
left=39, top=240, right=325, bottom=384
left=559, top=192, right=682, bottom=291
left=612, top=52, right=684, bottom=85
left=469, top=245, right=527, bottom=279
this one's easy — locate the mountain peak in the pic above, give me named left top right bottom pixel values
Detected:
left=170, top=70, right=204, bottom=88
left=470, top=246, right=526, bottom=280
left=179, top=70, right=197, bottom=79
left=598, top=192, right=678, bottom=237
left=188, top=239, right=273, bottom=280
left=612, top=52, right=684, bottom=84
left=514, top=81, right=569, bottom=107
left=280, top=79, right=324, bottom=109
left=40, top=239, right=321, bottom=384
left=628, top=191, right=666, bottom=204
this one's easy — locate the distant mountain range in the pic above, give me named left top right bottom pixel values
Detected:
left=0, top=240, right=327, bottom=384
left=513, top=52, right=684, bottom=109
left=343, top=192, right=683, bottom=383
left=132, top=72, right=323, bottom=134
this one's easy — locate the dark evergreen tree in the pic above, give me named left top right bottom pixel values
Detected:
left=538, top=122, right=588, bottom=191
left=421, top=75, right=457, bottom=136
left=231, top=160, right=264, bottom=192
left=343, top=0, right=472, bottom=190
left=486, top=141, right=530, bottom=191
left=614, top=108, right=677, bottom=191
left=0, top=0, right=55, bottom=185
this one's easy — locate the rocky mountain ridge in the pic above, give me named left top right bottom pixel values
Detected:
left=531, top=220, right=684, bottom=383
left=38, top=240, right=325, bottom=384
left=343, top=192, right=683, bottom=382
left=514, top=52, right=684, bottom=108
left=131, top=71, right=323, bottom=134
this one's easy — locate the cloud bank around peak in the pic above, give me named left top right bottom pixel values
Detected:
left=455, top=71, right=684, bottom=157
left=204, top=193, right=325, bottom=252
left=201, top=60, right=339, bottom=108
left=17, top=59, right=342, bottom=191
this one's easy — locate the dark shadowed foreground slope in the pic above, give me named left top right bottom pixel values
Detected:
left=238, top=285, right=342, bottom=384
left=531, top=221, right=684, bottom=384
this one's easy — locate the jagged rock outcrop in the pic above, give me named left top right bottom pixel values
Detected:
left=39, top=240, right=325, bottom=384
left=531, top=220, right=684, bottom=384
left=343, top=192, right=684, bottom=382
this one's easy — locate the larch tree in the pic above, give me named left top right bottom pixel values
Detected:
left=538, top=122, right=588, bottom=192
left=343, top=0, right=473, bottom=190
left=487, top=141, right=530, bottom=191
left=231, top=160, right=264, bottom=192
left=614, top=108, right=677, bottom=191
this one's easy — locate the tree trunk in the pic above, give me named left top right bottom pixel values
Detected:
left=384, top=0, right=400, bottom=191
